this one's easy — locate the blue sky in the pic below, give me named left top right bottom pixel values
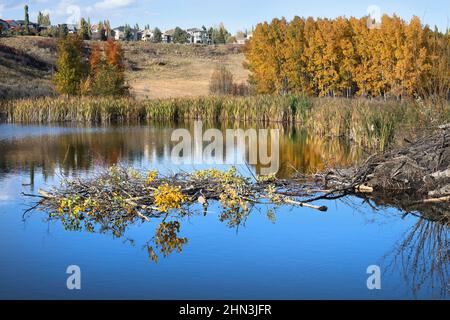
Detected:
left=0, top=0, right=448, bottom=33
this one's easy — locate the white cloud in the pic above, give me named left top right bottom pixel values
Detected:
left=0, top=4, right=4, bottom=19
left=42, top=0, right=82, bottom=24
left=94, top=0, right=135, bottom=10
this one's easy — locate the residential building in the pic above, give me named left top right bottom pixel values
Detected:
left=141, top=29, right=154, bottom=41
left=235, top=32, right=253, bottom=45
left=5, top=20, right=18, bottom=30
left=90, top=24, right=100, bottom=34
left=162, top=29, right=175, bottom=43
left=0, top=19, right=9, bottom=33
left=186, top=28, right=210, bottom=44
left=67, top=24, right=77, bottom=34
left=14, top=20, right=40, bottom=32
left=113, top=26, right=139, bottom=41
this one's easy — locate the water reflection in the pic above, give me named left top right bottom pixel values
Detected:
left=29, top=184, right=449, bottom=298
left=0, top=123, right=362, bottom=182
left=388, top=218, right=449, bottom=298
left=348, top=195, right=449, bottom=298
left=1, top=123, right=448, bottom=299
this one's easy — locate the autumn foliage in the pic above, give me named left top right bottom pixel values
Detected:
left=82, top=39, right=128, bottom=97
left=53, top=35, right=127, bottom=97
left=245, top=15, right=450, bottom=100
left=52, top=34, right=86, bottom=96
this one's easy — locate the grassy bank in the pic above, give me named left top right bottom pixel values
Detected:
left=0, top=36, right=247, bottom=100
left=1, top=95, right=449, bottom=150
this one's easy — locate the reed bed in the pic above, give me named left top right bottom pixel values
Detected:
left=1, top=95, right=301, bottom=123
left=2, top=95, right=449, bottom=150
left=307, top=98, right=450, bottom=150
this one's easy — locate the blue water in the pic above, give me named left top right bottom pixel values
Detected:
left=0, top=124, right=447, bottom=299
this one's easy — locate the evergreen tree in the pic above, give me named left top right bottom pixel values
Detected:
left=153, top=27, right=162, bottom=43
left=98, top=21, right=107, bottom=41
left=87, top=18, right=92, bottom=38
left=104, top=20, right=112, bottom=39
left=24, top=5, right=30, bottom=34
left=124, top=24, right=133, bottom=41
left=37, top=12, right=43, bottom=25
left=78, top=18, right=90, bottom=40
left=212, top=23, right=230, bottom=44
left=173, top=27, right=188, bottom=44
left=58, top=24, right=69, bottom=38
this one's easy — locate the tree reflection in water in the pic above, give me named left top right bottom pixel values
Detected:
left=37, top=191, right=261, bottom=264
left=385, top=217, right=449, bottom=298
left=5, top=124, right=447, bottom=296
left=354, top=195, right=450, bottom=297
left=25, top=189, right=449, bottom=297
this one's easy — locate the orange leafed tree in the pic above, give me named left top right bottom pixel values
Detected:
left=245, top=14, right=449, bottom=100
left=105, top=39, right=125, bottom=72
left=83, top=39, right=128, bottom=97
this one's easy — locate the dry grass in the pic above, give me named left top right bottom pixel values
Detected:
left=0, top=36, right=249, bottom=100
left=122, top=42, right=249, bottom=99
left=0, top=36, right=57, bottom=99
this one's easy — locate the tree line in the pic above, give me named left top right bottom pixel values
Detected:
left=4, top=5, right=235, bottom=45
left=245, top=15, right=450, bottom=100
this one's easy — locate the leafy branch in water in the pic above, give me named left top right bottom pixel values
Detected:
left=24, top=166, right=330, bottom=262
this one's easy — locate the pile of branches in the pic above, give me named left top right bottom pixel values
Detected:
left=25, top=166, right=329, bottom=228
left=23, top=166, right=334, bottom=262
left=26, top=125, right=450, bottom=228
left=316, top=125, right=450, bottom=223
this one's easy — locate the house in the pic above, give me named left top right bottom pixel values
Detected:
left=0, top=19, right=9, bottom=33
left=57, top=23, right=77, bottom=34
left=162, top=29, right=175, bottom=43
left=235, top=32, right=253, bottom=45
left=38, top=25, right=50, bottom=33
left=141, top=29, right=154, bottom=41
left=66, top=24, right=77, bottom=34
left=91, top=24, right=113, bottom=40
left=90, top=24, right=103, bottom=40
left=90, top=24, right=100, bottom=34
left=112, top=26, right=139, bottom=41
left=14, top=20, right=40, bottom=31
left=5, top=20, right=18, bottom=31
left=136, top=30, right=144, bottom=41
left=186, top=28, right=210, bottom=44
left=235, top=35, right=246, bottom=45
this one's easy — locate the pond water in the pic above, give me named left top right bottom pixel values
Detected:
left=0, top=122, right=448, bottom=299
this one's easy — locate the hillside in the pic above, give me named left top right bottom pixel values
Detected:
left=0, top=37, right=56, bottom=99
left=0, top=36, right=249, bottom=100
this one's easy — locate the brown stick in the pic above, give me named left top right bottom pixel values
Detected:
left=420, top=195, right=450, bottom=204
left=355, top=185, right=374, bottom=193
left=284, top=198, right=328, bottom=212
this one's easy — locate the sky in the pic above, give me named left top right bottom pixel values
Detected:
left=0, top=0, right=448, bottom=33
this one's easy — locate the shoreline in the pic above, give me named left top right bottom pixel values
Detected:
left=1, top=95, right=449, bottom=151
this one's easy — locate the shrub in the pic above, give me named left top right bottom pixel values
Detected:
left=209, top=66, right=234, bottom=95
left=231, top=82, right=250, bottom=96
